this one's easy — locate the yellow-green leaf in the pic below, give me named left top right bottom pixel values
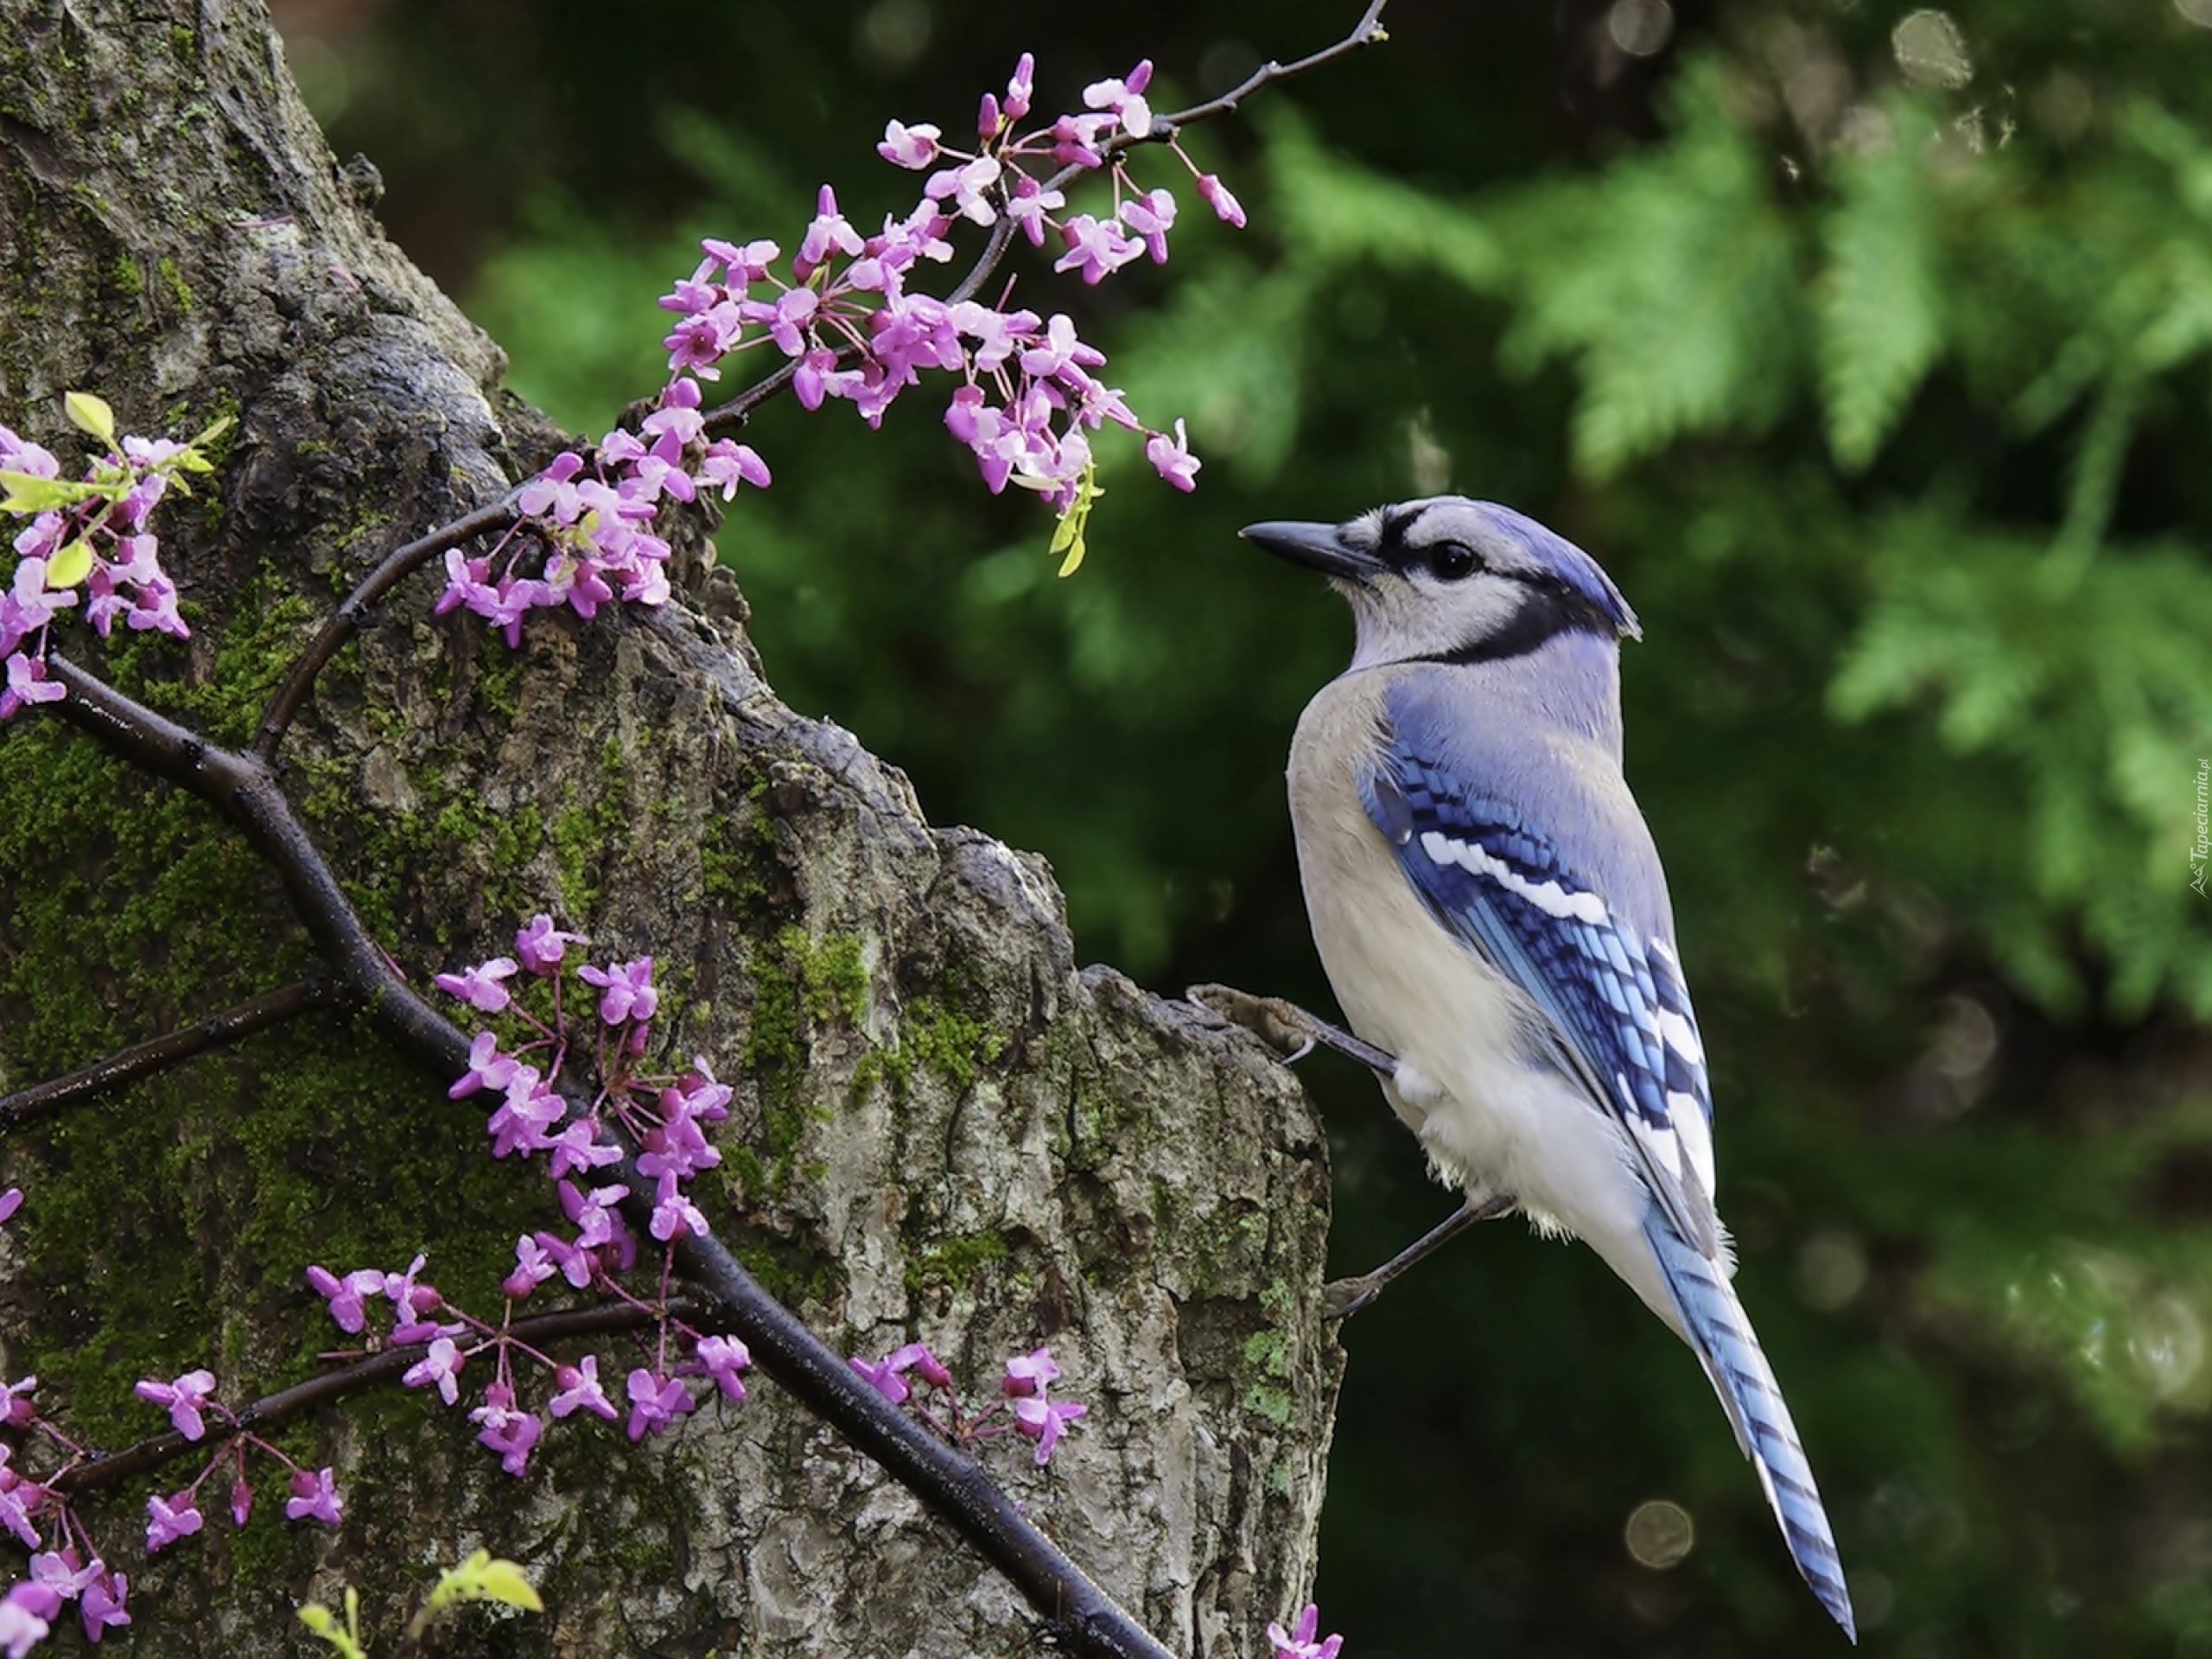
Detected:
left=296, top=1601, right=366, bottom=1659
left=410, top=1548, right=545, bottom=1637
left=63, top=391, right=116, bottom=448
left=46, top=539, right=93, bottom=589
left=1049, top=460, right=1103, bottom=579
left=473, top=1559, right=544, bottom=1612
left=0, top=471, right=79, bottom=513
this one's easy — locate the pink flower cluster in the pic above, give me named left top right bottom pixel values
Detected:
left=0, top=1554, right=129, bottom=1655
left=0, top=1192, right=135, bottom=1655
left=849, top=1340, right=1088, bottom=1468
left=302, top=916, right=758, bottom=1479
left=0, top=400, right=223, bottom=721
left=436, top=377, right=768, bottom=645
left=653, top=52, right=1231, bottom=513
left=125, top=1366, right=342, bottom=1555
left=453, top=51, right=1238, bottom=642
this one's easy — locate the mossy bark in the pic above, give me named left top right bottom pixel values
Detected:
left=0, top=2, right=1343, bottom=1655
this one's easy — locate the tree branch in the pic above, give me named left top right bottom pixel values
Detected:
left=0, top=979, right=331, bottom=1129
left=253, top=496, right=519, bottom=761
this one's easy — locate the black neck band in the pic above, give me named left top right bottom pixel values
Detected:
left=1413, top=586, right=1613, bottom=666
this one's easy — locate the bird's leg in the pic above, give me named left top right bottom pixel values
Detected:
left=1185, top=984, right=1516, bottom=1315
left=1325, top=1192, right=1517, bottom=1321
left=1185, top=982, right=1397, bottom=1074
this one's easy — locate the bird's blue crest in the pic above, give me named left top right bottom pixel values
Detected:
left=1392, top=499, right=1641, bottom=642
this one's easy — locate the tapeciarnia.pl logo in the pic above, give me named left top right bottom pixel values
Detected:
left=2194, top=760, right=2209, bottom=898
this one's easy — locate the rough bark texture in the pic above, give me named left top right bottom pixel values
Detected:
left=0, top=3, right=1342, bottom=1654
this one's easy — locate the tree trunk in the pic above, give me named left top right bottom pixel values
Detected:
left=0, top=3, right=1341, bottom=1653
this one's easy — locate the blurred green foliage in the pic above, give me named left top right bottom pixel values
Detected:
left=298, top=1, right=2212, bottom=1653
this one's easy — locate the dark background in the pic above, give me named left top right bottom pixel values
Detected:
left=271, top=2, right=2212, bottom=1654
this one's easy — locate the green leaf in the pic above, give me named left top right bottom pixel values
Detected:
left=63, top=390, right=116, bottom=448
left=185, top=411, right=234, bottom=456
left=44, top=539, right=93, bottom=588
left=296, top=1598, right=367, bottom=1659
left=1818, top=111, right=1946, bottom=471
left=1491, top=56, right=1803, bottom=479
left=471, top=1558, right=544, bottom=1612
left=1046, top=460, right=1103, bottom=579
left=0, top=470, right=83, bottom=513
left=410, top=1548, right=546, bottom=1637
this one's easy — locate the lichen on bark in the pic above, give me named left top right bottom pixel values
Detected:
left=0, top=3, right=1344, bottom=1653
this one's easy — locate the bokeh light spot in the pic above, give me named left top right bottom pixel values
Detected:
left=1607, top=0, right=1675, bottom=59
left=1624, top=1499, right=1695, bottom=1568
left=1892, top=10, right=1973, bottom=87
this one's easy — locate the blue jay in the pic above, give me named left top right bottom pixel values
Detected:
left=1244, top=497, right=1853, bottom=1640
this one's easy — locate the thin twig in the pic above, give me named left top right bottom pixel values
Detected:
left=43, top=655, right=1175, bottom=1659
left=1147, top=0, right=1390, bottom=132
left=253, top=496, right=518, bottom=761
left=0, top=979, right=331, bottom=1130
left=49, top=1299, right=693, bottom=1497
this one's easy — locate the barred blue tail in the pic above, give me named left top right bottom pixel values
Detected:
left=1646, top=1217, right=1856, bottom=1642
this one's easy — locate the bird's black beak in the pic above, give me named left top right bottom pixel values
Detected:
left=1240, top=518, right=1386, bottom=584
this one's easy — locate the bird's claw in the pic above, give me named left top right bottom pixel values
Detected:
left=1323, top=1274, right=1384, bottom=1322
left=1185, top=983, right=1397, bottom=1075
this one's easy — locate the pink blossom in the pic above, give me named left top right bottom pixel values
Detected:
left=694, top=1336, right=752, bottom=1402
left=143, top=1493, right=200, bottom=1552
left=696, top=440, right=771, bottom=499
left=0, top=652, right=64, bottom=720
left=1011, top=1393, right=1087, bottom=1464
left=1119, top=187, right=1178, bottom=264
left=515, top=914, right=586, bottom=976
left=1003, top=52, right=1036, bottom=122
left=625, top=1369, right=695, bottom=1440
left=133, top=1369, right=217, bottom=1441
left=795, top=184, right=865, bottom=281
left=433, top=957, right=517, bottom=1014
left=448, top=1031, right=518, bottom=1100
left=402, top=1337, right=464, bottom=1405
left=550, top=1356, right=619, bottom=1421
left=284, top=1467, right=342, bottom=1527
left=1007, top=175, right=1066, bottom=248
left=877, top=120, right=942, bottom=169
left=1053, top=213, right=1141, bottom=285
left=849, top=1354, right=911, bottom=1406
left=925, top=156, right=1002, bottom=226
left=470, top=1385, right=542, bottom=1477
left=78, top=1563, right=128, bottom=1643
left=1001, top=1346, right=1061, bottom=1397
left=1267, top=1604, right=1345, bottom=1659
left=580, top=957, right=658, bottom=1027
left=1145, top=418, right=1201, bottom=493
left=1198, top=173, right=1247, bottom=229
left=0, top=1588, right=50, bottom=1659
left=1083, top=60, right=1155, bottom=139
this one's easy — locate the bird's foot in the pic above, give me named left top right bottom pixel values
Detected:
left=1185, top=983, right=1397, bottom=1075
left=1323, top=1272, right=1390, bottom=1322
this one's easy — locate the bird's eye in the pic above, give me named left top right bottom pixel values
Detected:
left=1427, top=543, right=1478, bottom=582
